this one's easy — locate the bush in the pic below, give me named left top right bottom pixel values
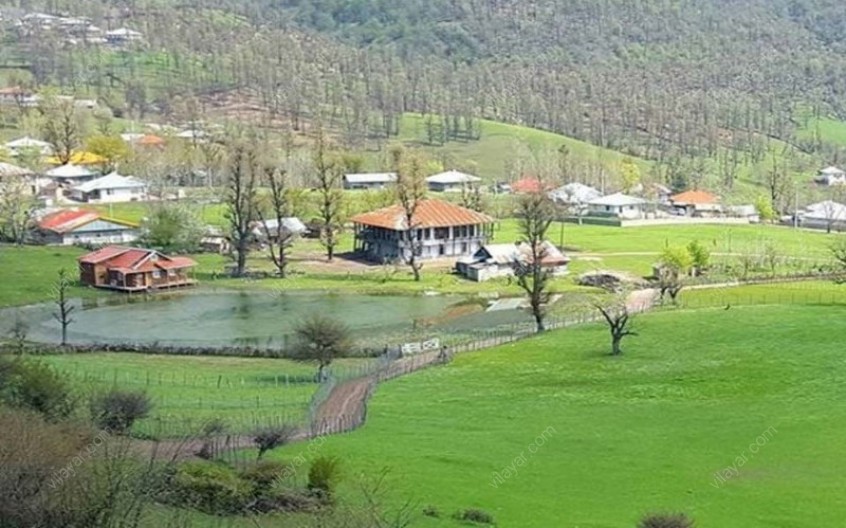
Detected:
left=422, top=504, right=441, bottom=517
left=169, top=461, right=251, bottom=515
left=0, top=357, right=76, bottom=420
left=90, top=390, right=152, bottom=434
left=240, top=460, right=293, bottom=494
left=253, top=424, right=298, bottom=459
left=307, top=455, right=342, bottom=499
left=639, top=512, right=695, bottom=528
left=453, top=508, right=496, bottom=525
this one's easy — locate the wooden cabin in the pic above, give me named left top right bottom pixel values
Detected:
left=78, top=246, right=197, bottom=292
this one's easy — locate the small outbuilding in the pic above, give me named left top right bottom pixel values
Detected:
left=456, top=241, right=570, bottom=282
left=343, top=172, right=397, bottom=190
left=426, top=170, right=482, bottom=192
left=815, top=166, right=846, bottom=186
left=78, top=246, right=196, bottom=292
left=587, top=193, right=649, bottom=219
left=670, top=190, right=722, bottom=216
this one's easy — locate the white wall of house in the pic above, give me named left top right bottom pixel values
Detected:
left=588, top=203, right=645, bottom=219
left=75, top=186, right=147, bottom=203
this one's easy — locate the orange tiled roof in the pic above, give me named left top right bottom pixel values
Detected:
left=351, top=199, right=494, bottom=230
left=137, top=134, right=165, bottom=146
left=78, top=246, right=197, bottom=271
left=39, top=209, right=99, bottom=233
left=670, top=190, right=719, bottom=205
left=511, top=176, right=550, bottom=194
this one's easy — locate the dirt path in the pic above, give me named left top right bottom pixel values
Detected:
left=137, top=288, right=662, bottom=460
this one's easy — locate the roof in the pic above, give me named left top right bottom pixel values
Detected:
left=589, top=192, right=648, bottom=207
left=344, top=172, right=397, bottom=184
left=78, top=246, right=196, bottom=272
left=351, top=199, right=494, bottom=230
left=137, top=134, right=165, bottom=146
left=73, top=172, right=146, bottom=193
left=511, top=177, right=548, bottom=194
left=670, top=190, right=719, bottom=205
left=804, top=200, right=846, bottom=220
left=426, top=170, right=482, bottom=185
left=45, top=151, right=107, bottom=166
left=549, top=182, right=601, bottom=203
left=38, top=209, right=138, bottom=233
left=4, top=136, right=51, bottom=149
left=253, top=217, right=307, bottom=235
left=46, top=164, right=94, bottom=178
left=0, top=161, right=33, bottom=177
left=106, top=27, right=142, bottom=37
left=472, top=241, right=569, bottom=267
left=820, top=166, right=845, bottom=175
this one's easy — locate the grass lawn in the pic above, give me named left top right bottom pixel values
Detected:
left=37, top=353, right=369, bottom=438
left=271, top=303, right=846, bottom=527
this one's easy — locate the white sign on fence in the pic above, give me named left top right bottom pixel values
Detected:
left=401, top=338, right=440, bottom=356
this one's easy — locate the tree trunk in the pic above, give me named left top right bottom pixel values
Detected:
left=61, top=324, right=67, bottom=347
left=611, top=334, right=622, bottom=356
left=327, top=243, right=334, bottom=262
left=534, top=312, right=545, bottom=333
left=236, top=243, right=247, bottom=276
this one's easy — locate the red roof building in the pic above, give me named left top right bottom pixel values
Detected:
left=510, top=176, right=550, bottom=194
left=669, top=190, right=723, bottom=216
left=78, top=246, right=197, bottom=292
left=36, top=209, right=139, bottom=246
left=350, top=199, right=494, bottom=262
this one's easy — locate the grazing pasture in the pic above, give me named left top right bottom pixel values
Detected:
left=272, top=303, right=846, bottom=527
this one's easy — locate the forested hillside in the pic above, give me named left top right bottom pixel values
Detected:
left=3, top=0, right=846, bottom=191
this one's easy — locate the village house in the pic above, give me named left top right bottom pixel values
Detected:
left=3, top=136, right=53, bottom=156
left=351, top=199, right=494, bottom=262
left=0, top=161, right=36, bottom=194
left=343, top=172, right=397, bottom=190
left=78, top=246, right=197, bottom=292
left=45, top=163, right=97, bottom=186
left=35, top=209, right=139, bottom=245
left=548, top=182, right=601, bottom=208
left=798, top=200, right=846, bottom=232
left=456, top=241, right=570, bottom=282
left=70, top=172, right=147, bottom=203
left=105, top=27, right=143, bottom=45
left=815, top=166, right=846, bottom=186
left=426, top=170, right=482, bottom=192
left=251, top=217, right=308, bottom=242
left=669, top=190, right=722, bottom=217
left=510, top=176, right=548, bottom=194
left=587, top=192, right=649, bottom=219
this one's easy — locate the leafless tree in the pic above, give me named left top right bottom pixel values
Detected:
left=40, top=96, right=82, bottom=165
left=52, top=269, right=75, bottom=346
left=313, top=130, right=344, bottom=261
left=513, top=191, right=556, bottom=332
left=392, top=147, right=427, bottom=281
left=595, top=297, right=637, bottom=356
left=256, top=166, right=293, bottom=278
left=224, top=143, right=260, bottom=277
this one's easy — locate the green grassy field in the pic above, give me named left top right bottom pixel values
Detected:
left=271, top=302, right=846, bottom=527
left=36, top=353, right=368, bottom=438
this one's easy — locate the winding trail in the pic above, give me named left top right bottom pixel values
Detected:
left=136, top=288, right=661, bottom=460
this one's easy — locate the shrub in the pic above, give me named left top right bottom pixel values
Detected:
left=90, top=390, right=152, bottom=434
left=0, top=358, right=76, bottom=420
left=639, top=512, right=695, bottom=528
left=422, top=504, right=441, bottom=518
left=307, top=455, right=342, bottom=499
left=453, top=508, right=496, bottom=525
left=253, top=424, right=298, bottom=459
left=169, top=461, right=251, bottom=515
left=240, top=460, right=293, bottom=494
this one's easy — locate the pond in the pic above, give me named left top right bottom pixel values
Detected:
left=1, top=290, right=534, bottom=349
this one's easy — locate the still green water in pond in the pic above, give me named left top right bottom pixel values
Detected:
left=3, top=290, right=530, bottom=348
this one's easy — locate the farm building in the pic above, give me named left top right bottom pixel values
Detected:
left=815, top=166, right=846, bottom=186
left=670, top=190, right=722, bottom=216
left=70, top=172, right=147, bottom=203
left=45, top=163, right=96, bottom=185
left=426, top=170, right=482, bottom=192
left=456, top=241, right=570, bottom=282
left=35, top=209, right=139, bottom=245
left=798, top=200, right=846, bottom=232
left=588, top=193, right=649, bottom=219
left=251, top=217, right=308, bottom=241
left=78, top=246, right=196, bottom=292
left=343, top=172, right=397, bottom=190
left=351, top=199, right=494, bottom=262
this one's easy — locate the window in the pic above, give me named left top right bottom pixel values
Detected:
left=152, top=270, right=161, bottom=279
left=168, top=270, right=176, bottom=277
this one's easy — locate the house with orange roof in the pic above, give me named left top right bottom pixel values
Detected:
left=350, top=199, right=494, bottom=262
left=35, top=208, right=139, bottom=246
left=669, top=190, right=722, bottom=217
left=510, top=176, right=550, bottom=194
left=78, top=246, right=197, bottom=291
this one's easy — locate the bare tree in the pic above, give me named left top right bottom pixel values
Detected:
left=224, top=143, right=259, bottom=277
left=52, top=269, right=75, bottom=346
left=595, top=297, right=637, bottom=356
left=313, top=130, right=344, bottom=261
left=459, top=182, right=485, bottom=213
left=0, top=174, right=36, bottom=245
left=256, top=166, right=293, bottom=278
left=40, top=96, right=82, bottom=165
left=393, top=147, right=427, bottom=281
left=513, top=192, right=556, bottom=332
